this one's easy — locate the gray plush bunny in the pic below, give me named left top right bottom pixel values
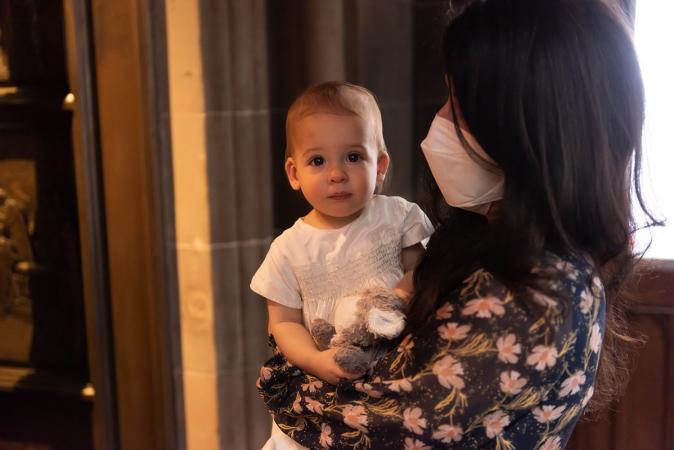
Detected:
left=310, top=287, right=407, bottom=374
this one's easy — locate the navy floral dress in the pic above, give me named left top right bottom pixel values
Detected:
left=257, top=252, right=604, bottom=449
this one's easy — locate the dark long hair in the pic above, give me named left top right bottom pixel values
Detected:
left=409, top=0, right=661, bottom=416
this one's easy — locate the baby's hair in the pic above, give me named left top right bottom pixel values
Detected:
left=285, top=81, right=387, bottom=159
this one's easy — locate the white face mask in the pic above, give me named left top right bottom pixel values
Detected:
left=421, top=115, right=504, bottom=215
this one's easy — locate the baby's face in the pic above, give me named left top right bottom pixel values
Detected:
left=285, top=112, right=386, bottom=227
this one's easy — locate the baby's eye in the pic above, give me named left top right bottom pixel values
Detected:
left=346, top=153, right=362, bottom=163
left=310, top=156, right=325, bottom=166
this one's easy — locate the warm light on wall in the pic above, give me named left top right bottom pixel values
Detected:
left=633, top=2, right=674, bottom=259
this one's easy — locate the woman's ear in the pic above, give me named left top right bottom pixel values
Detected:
left=284, top=157, right=301, bottom=191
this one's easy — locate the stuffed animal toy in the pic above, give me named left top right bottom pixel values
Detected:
left=310, top=287, right=408, bottom=374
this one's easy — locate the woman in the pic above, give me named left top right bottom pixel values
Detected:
left=258, top=0, right=656, bottom=448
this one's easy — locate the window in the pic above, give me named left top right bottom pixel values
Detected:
left=633, top=2, right=674, bottom=259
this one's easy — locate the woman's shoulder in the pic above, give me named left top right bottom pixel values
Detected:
left=537, top=251, right=598, bottom=289
left=533, top=251, right=605, bottom=325
left=458, top=251, right=600, bottom=309
left=441, top=251, right=604, bottom=359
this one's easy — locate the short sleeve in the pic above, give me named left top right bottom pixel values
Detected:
left=250, top=240, right=302, bottom=309
left=400, top=201, right=434, bottom=248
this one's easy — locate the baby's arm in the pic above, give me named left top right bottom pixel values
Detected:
left=395, top=242, right=426, bottom=301
left=266, top=300, right=364, bottom=384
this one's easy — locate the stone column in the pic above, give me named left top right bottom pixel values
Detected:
left=166, top=0, right=275, bottom=448
left=165, top=0, right=220, bottom=449
left=197, top=0, right=275, bottom=448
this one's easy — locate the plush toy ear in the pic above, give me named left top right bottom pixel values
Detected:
left=366, top=308, right=406, bottom=339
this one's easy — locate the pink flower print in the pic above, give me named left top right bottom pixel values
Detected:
left=497, top=333, right=522, bottom=363
left=398, top=334, right=415, bottom=352
left=432, top=424, right=463, bottom=443
left=432, top=355, right=465, bottom=390
left=319, top=423, right=333, bottom=448
left=539, top=435, right=561, bottom=450
left=342, top=405, right=369, bottom=433
left=533, top=404, right=567, bottom=423
left=403, top=407, right=427, bottom=435
left=483, top=410, right=510, bottom=439
left=403, top=437, right=432, bottom=450
left=581, top=386, right=594, bottom=408
left=436, top=302, right=454, bottom=319
left=461, top=296, right=505, bottom=318
left=579, top=288, right=593, bottom=314
left=559, top=370, right=586, bottom=397
left=590, top=323, right=602, bottom=354
left=384, top=378, right=413, bottom=392
left=499, top=370, right=527, bottom=395
left=531, top=291, right=558, bottom=308
left=301, top=379, right=324, bottom=393
left=556, top=260, right=579, bottom=281
left=526, top=345, right=558, bottom=371
left=438, top=322, right=471, bottom=341
left=305, top=397, right=324, bottom=415
left=260, top=366, right=273, bottom=381
left=292, top=392, right=303, bottom=414
left=355, top=381, right=383, bottom=398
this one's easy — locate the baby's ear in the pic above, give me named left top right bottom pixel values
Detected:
left=366, top=308, right=406, bottom=339
left=377, top=152, right=390, bottom=179
left=284, top=157, right=301, bottom=191
left=375, top=152, right=390, bottom=193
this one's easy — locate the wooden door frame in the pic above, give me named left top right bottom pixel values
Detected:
left=63, top=1, right=118, bottom=449
left=65, top=0, right=184, bottom=449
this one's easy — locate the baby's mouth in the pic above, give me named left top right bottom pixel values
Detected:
left=328, top=192, right=352, bottom=200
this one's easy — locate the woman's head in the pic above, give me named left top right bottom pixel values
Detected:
left=442, top=0, right=646, bottom=266
left=412, top=0, right=657, bottom=415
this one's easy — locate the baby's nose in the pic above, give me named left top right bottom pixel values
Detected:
left=329, top=166, right=347, bottom=183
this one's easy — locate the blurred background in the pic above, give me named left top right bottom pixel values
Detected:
left=0, top=1, right=670, bottom=449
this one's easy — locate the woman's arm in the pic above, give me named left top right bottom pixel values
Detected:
left=259, top=255, right=601, bottom=450
left=395, top=243, right=425, bottom=300
left=267, top=301, right=363, bottom=384
left=401, top=243, right=425, bottom=272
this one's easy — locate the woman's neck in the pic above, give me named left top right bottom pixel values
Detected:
left=485, top=201, right=502, bottom=223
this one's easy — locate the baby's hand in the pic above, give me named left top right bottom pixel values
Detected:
left=308, top=348, right=364, bottom=385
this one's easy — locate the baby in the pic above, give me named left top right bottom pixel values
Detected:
left=250, top=81, right=433, bottom=386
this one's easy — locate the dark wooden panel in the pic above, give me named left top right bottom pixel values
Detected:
left=63, top=0, right=119, bottom=448
left=88, top=0, right=182, bottom=448
left=0, top=2, right=93, bottom=448
left=614, top=313, right=672, bottom=449
left=0, top=393, right=92, bottom=450
left=0, top=0, right=67, bottom=88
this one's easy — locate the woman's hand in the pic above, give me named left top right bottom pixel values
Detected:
left=308, top=349, right=364, bottom=385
